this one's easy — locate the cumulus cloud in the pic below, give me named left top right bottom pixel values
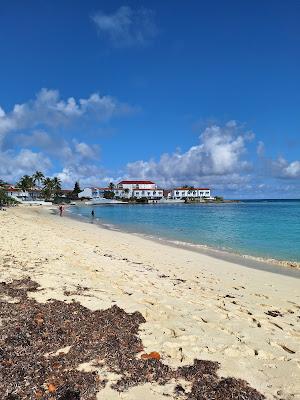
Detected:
left=0, top=88, right=137, bottom=183
left=0, top=137, right=102, bottom=184
left=55, top=164, right=108, bottom=188
left=0, top=149, right=52, bottom=183
left=73, top=140, right=99, bottom=160
left=125, top=121, right=254, bottom=187
left=92, top=6, right=158, bottom=47
left=16, top=130, right=99, bottom=161
left=0, top=88, right=136, bottom=145
left=17, top=130, right=53, bottom=149
left=271, top=157, right=300, bottom=179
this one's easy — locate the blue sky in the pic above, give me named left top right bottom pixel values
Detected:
left=0, top=0, right=300, bottom=198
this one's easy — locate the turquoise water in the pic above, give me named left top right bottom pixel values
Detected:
left=69, top=200, right=300, bottom=263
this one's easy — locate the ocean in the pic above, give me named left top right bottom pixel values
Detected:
left=68, top=200, right=300, bottom=264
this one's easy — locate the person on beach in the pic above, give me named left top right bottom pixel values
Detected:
left=59, top=205, right=63, bottom=217
left=91, top=210, right=95, bottom=218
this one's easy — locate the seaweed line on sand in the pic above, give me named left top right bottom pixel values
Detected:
left=0, top=278, right=265, bottom=400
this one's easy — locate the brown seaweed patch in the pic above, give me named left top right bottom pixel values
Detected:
left=0, top=278, right=265, bottom=399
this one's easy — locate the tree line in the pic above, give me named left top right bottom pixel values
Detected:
left=0, top=172, right=82, bottom=201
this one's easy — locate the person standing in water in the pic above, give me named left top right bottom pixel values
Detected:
left=91, top=210, right=95, bottom=218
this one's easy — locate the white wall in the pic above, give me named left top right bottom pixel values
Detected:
left=78, top=188, right=107, bottom=199
left=6, top=190, right=43, bottom=201
left=117, top=183, right=156, bottom=190
left=171, top=189, right=211, bottom=199
left=133, top=189, right=163, bottom=199
left=78, top=188, right=93, bottom=198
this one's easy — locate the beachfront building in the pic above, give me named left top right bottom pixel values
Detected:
left=3, top=185, right=73, bottom=202
left=114, top=180, right=163, bottom=200
left=132, top=188, right=164, bottom=200
left=4, top=186, right=43, bottom=202
left=78, top=182, right=212, bottom=201
left=78, top=187, right=109, bottom=200
left=170, top=187, right=211, bottom=200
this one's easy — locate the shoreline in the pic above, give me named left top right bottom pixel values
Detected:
left=1, top=205, right=300, bottom=399
left=66, top=206, right=300, bottom=276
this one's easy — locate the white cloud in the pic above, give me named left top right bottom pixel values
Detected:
left=125, top=122, right=253, bottom=187
left=55, top=164, right=107, bottom=188
left=284, top=161, right=300, bottom=178
left=257, top=140, right=265, bottom=156
left=2, top=127, right=102, bottom=183
left=72, top=140, right=99, bottom=160
left=271, top=157, right=300, bottom=179
left=0, top=88, right=136, bottom=146
left=92, top=6, right=158, bottom=47
left=17, top=130, right=53, bottom=148
left=0, top=107, right=5, bottom=118
left=0, top=149, right=52, bottom=183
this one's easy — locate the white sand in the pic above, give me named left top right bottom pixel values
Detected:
left=0, top=206, right=299, bottom=399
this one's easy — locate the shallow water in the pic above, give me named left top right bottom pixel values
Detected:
left=69, top=200, right=300, bottom=263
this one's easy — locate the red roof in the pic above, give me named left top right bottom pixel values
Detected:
left=118, top=180, right=155, bottom=185
left=3, top=188, right=20, bottom=192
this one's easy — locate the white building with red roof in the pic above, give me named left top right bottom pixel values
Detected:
left=115, top=180, right=163, bottom=200
left=3, top=185, right=43, bottom=202
left=78, top=181, right=212, bottom=201
left=79, top=181, right=164, bottom=201
left=116, top=180, right=156, bottom=190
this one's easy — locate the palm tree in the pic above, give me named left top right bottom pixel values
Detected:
left=16, top=175, right=34, bottom=200
left=32, top=171, right=45, bottom=188
left=17, top=175, right=34, bottom=191
left=42, top=178, right=55, bottom=200
left=109, top=182, right=115, bottom=191
left=52, top=177, right=62, bottom=192
left=42, top=177, right=62, bottom=200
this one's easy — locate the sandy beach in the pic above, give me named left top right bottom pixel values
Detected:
left=0, top=206, right=299, bottom=399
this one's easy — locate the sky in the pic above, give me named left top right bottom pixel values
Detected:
left=0, top=0, right=300, bottom=198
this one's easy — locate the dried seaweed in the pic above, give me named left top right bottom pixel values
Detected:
left=265, top=310, right=283, bottom=318
left=0, top=278, right=265, bottom=399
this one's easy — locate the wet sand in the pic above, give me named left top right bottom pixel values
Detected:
left=0, top=206, right=299, bottom=399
